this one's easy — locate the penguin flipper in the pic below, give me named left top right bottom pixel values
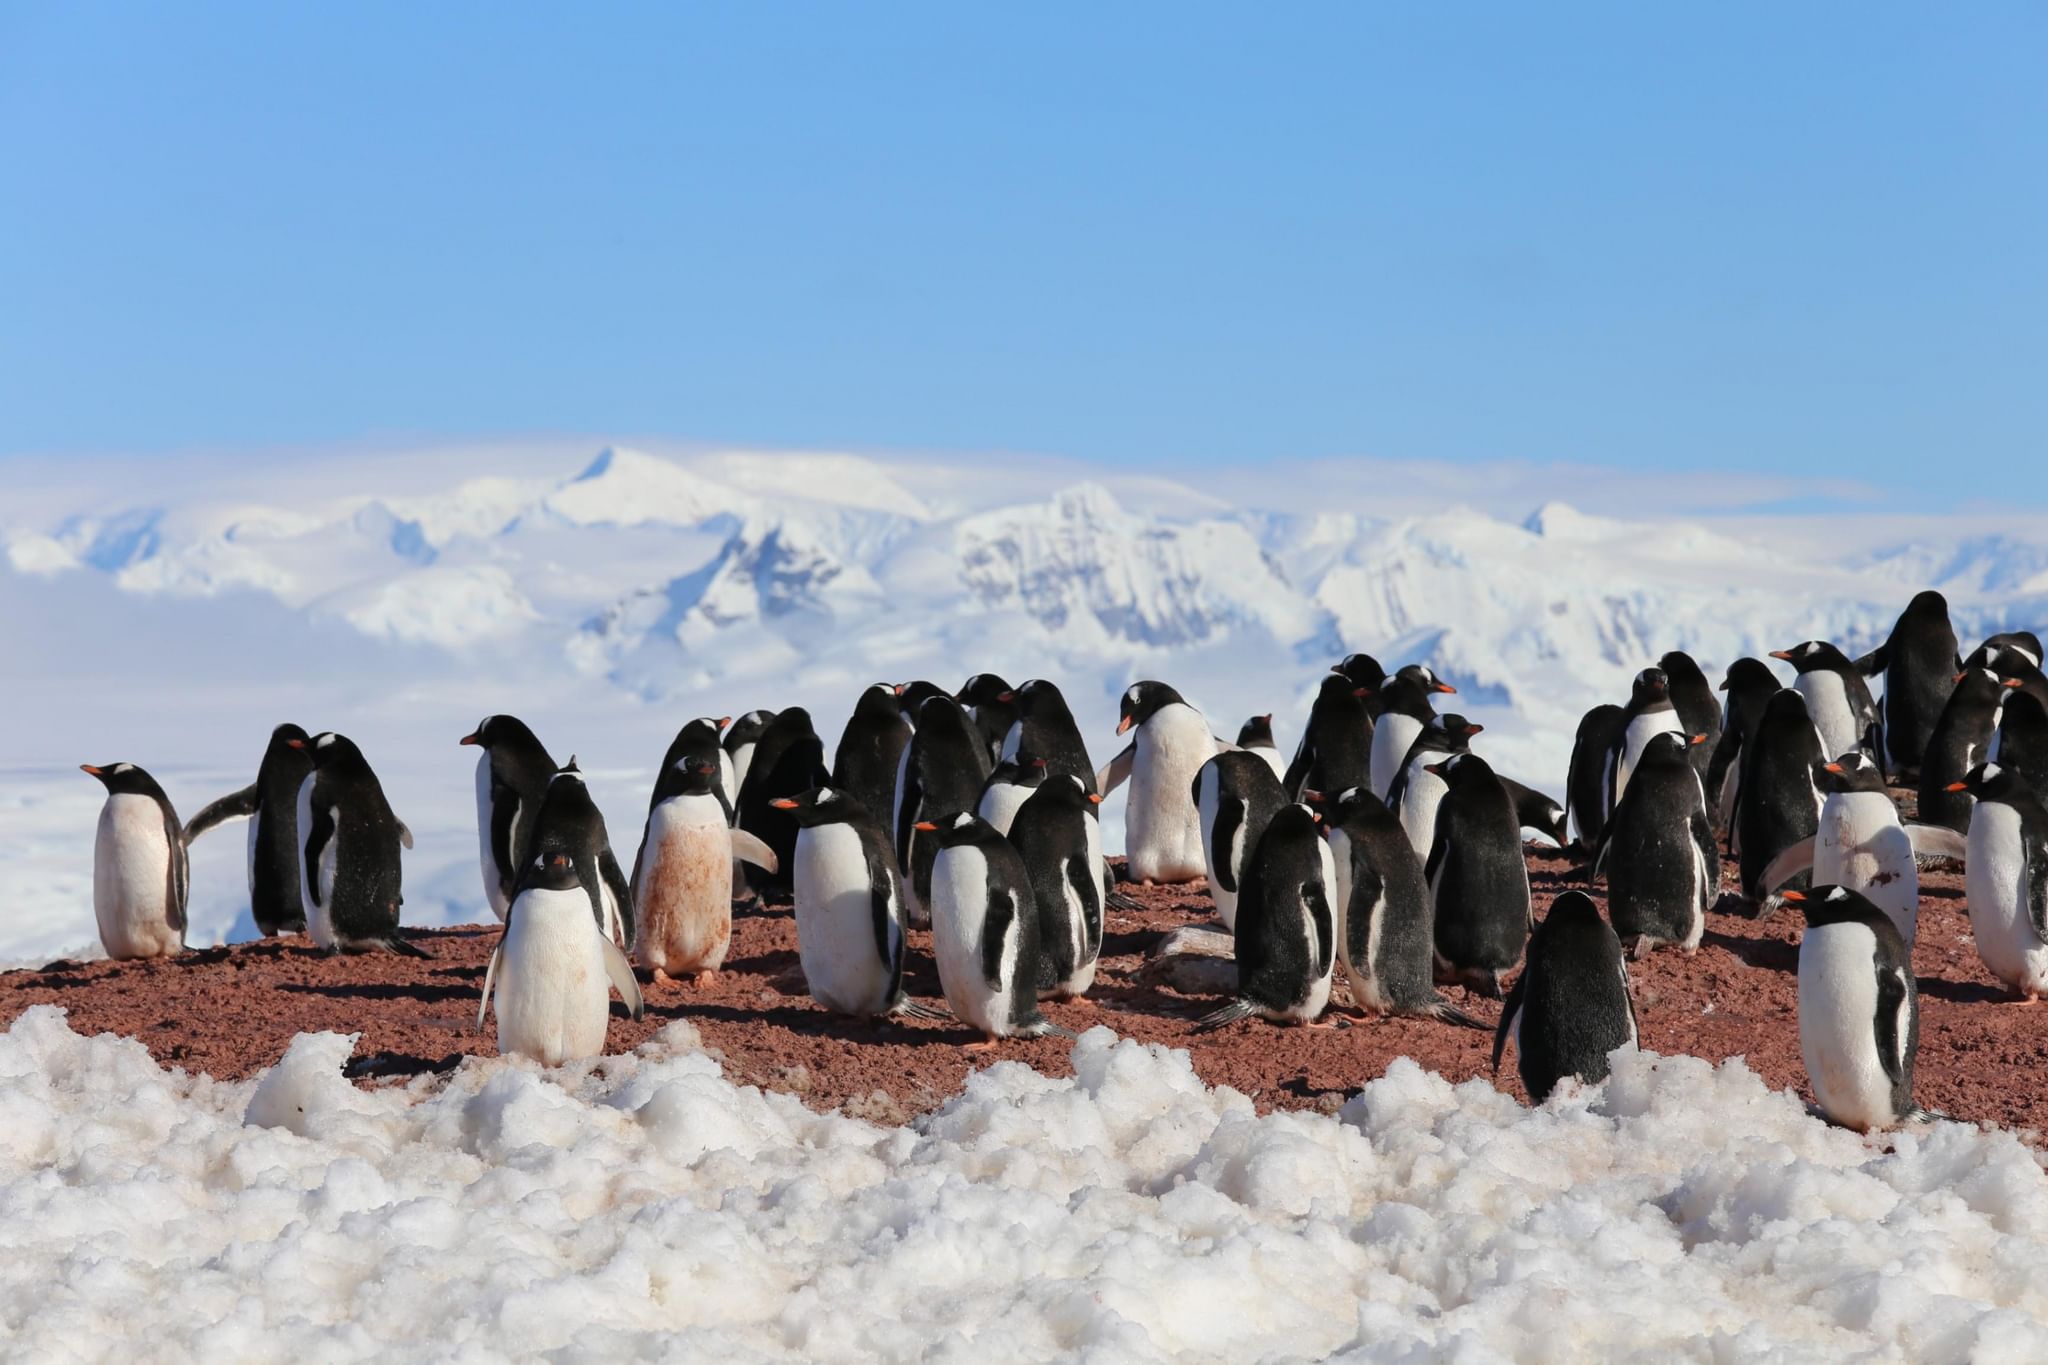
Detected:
left=1106, top=887, right=1144, bottom=913
left=1854, top=643, right=1889, bottom=676
left=599, top=847, right=634, bottom=949
left=1873, top=965, right=1911, bottom=1092
left=182, top=785, right=258, bottom=846
left=478, top=944, right=501, bottom=1031
left=1191, top=998, right=1258, bottom=1033
left=1759, top=837, right=1817, bottom=896
left=601, top=936, right=645, bottom=1021
left=1097, top=742, right=1136, bottom=798
left=1905, top=824, right=1968, bottom=865
left=1492, top=970, right=1529, bottom=1075
left=729, top=829, right=780, bottom=872
left=1424, top=996, right=1489, bottom=1031
left=383, top=933, right=432, bottom=959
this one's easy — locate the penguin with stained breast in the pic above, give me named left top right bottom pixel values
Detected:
left=1322, top=787, right=1482, bottom=1027
left=1735, top=690, right=1826, bottom=906
left=1492, top=891, right=1637, bottom=1104
left=1917, top=667, right=2009, bottom=832
left=1595, top=731, right=1717, bottom=958
left=291, top=732, right=425, bottom=956
left=997, top=678, right=1097, bottom=794
left=1099, top=682, right=1217, bottom=884
left=896, top=696, right=993, bottom=925
left=957, top=673, right=1019, bottom=767
left=1607, top=667, right=1688, bottom=815
left=735, top=708, right=831, bottom=901
left=1771, top=642, right=1883, bottom=774
left=478, top=849, right=644, bottom=1067
left=1282, top=673, right=1375, bottom=802
left=1854, top=591, right=1960, bottom=780
left=772, top=787, right=929, bottom=1018
left=1659, top=651, right=1723, bottom=789
left=833, top=684, right=913, bottom=832
left=1191, top=750, right=1287, bottom=931
left=181, top=722, right=313, bottom=936
left=1367, top=667, right=1456, bottom=802
left=1565, top=704, right=1628, bottom=855
left=1387, top=713, right=1484, bottom=859
left=1500, top=776, right=1569, bottom=849
left=1009, top=774, right=1108, bottom=999
left=632, top=753, right=779, bottom=984
left=976, top=755, right=1048, bottom=835
left=1947, top=763, right=2048, bottom=999
left=723, top=710, right=776, bottom=802
left=916, top=811, right=1071, bottom=1045
left=1994, top=691, right=2048, bottom=809
left=1789, top=885, right=1924, bottom=1132
left=1235, top=715, right=1287, bottom=783
left=1707, top=657, right=1784, bottom=836
left=81, top=762, right=189, bottom=959
left=527, top=761, right=635, bottom=946
left=1425, top=752, right=1531, bottom=998
left=1193, top=803, right=1337, bottom=1029
left=456, top=715, right=557, bottom=921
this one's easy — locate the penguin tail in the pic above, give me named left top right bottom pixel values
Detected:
left=1106, top=889, right=1146, bottom=913
left=1425, top=997, right=1489, bottom=1031
left=384, top=934, right=433, bottom=959
left=1022, top=1016, right=1079, bottom=1041
left=1904, top=1105, right=1951, bottom=1125
left=892, top=998, right=952, bottom=1023
left=1191, top=998, right=1259, bottom=1033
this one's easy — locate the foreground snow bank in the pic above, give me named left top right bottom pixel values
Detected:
left=1, top=1009, right=2045, bottom=1362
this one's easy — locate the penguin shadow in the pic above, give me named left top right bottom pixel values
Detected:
left=177, top=947, right=234, bottom=967
left=719, top=948, right=799, bottom=977
left=1700, top=928, right=1797, bottom=974
left=1098, top=925, right=1161, bottom=960
left=430, top=963, right=487, bottom=982
left=661, top=997, right=943, bottom=1044
left=732, top=897, right=792, bottom=920
left=1915, top=976, right=2015, bottom=1006
left=277, top=980, right=476, bottom=1005
left=342, top=1050, right=463, bottom=1081
left=1272, top=1075, right=1353, bottom=1106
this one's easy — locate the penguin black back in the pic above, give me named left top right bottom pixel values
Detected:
left=1658, top=650, right=1722, bottom=786
left=1425, top=752, right=1530, bottom=997
left=737, top=708, right=831, bottom=898
left=1996, top=690, right=2048, bottom=809
left=1917, top=668, right=2007, bottom=832
left=1226, top=803, right=1336, bottom=1021
left=1707, top=657, right=1783, bottom=830
left=1856, top=591, right=1959, bottom=778
left=1493, top=891, right=1636, bottom=1103
left=1282, top=673, right=1374, bottom=800
left=1008, top=775, right=1105, bottom=997
left=1737, top=689, right=1825, bottom=902
left=1005, top=679, right=1096, bottom=794
left=898, top=696, right=995, bottom=912
left=956, top=673, right=1018, bottom=765
left=833, top=684, right=913, bottom=828
left=295, top=732, right=422, bottom=955
left=183, top=722, right=314, bottom=936
left=1565, top=704, right=1628, bottom=854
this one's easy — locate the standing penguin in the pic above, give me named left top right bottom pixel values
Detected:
left=458, top=715, right=558, bottom=921
left=1235, top=715, right=1287, bottom=782
left=1608, top=667, right=1688, bottom=813
left=1659, top=651, right=1723, bottom=788
left=632, top=753, right=779, bottom=984
left=997, top=678, right=1097, bottom=794
left=1597, top=732, right=1716, bottom=958
left=1789, top=886, right=1923, bottom=1132
left=1736, top=690, right=1825, bottom=906
left=917, top=811, right=1069, bottom=1045
left=1855, top=591, right=1960, bottom=779
left=527, top=761, right=635, bottom=946
left=771, top=787, right=919, bottom=1018
left=1565, top=704, right=1629, bottom=855
left=1994, top=691, right=2048, bottom=809
left=1917, top=667, right=2009, bottom=832
left=81, top=762, right=188, bottom=959
left=1099, top=682, right=1217, bottom=885
left=478, top=849, right=644, bottom=1067
left=1492, top=891, right=1637, bottom=1104
left=833, top=683, right=913, bottom=830
left=1281, top=673, right=1375, bottom=802
left=1191, top=750, right=1287, bottom=931
left=1707, top=657, right=1784, bottom=835
left=896, top=696, right=994, bottom=925
left=1771, top=642, right=1883, bottom=772
left=957, top=673, right=1019, bottom=766
left=1425, top=753, right=1531, bottom=998
left=1009, top=774, right=1108, bottom=999
left=976, top=755, right=1048, bottom=835
left=722, top=710, right=777, bottom=801
left=1368, top=668, right=1454, bottom=802
left=1387, top=713, right=1484, bottom=859
left=651, top=717, right=732, bottom=813
left=1948, top=763, right=2048, bottom=999
left=291, top=733, right=424, bottom=956
left=1323, top=787, right=1481, bottom=1027
left=181, top=722, right=313, bottom=936
left=1193, top=803, right=1337, bottom=1029
left=735, top=708, right=831, bottom=900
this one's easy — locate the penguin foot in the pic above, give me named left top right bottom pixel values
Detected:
left=651, top=968, right=673, bottom=985
left=964, top=1036, right=1002, bottom=1053
left=691, top=969, right=720, bottom=988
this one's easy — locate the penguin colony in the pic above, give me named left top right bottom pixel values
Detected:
left=83, top=590, right=2048, bottom=1131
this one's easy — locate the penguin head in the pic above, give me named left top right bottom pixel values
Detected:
left=1116, top=681, right=1187, bottom=735
left=1814, top=752, right=1887, bottom=794
left=1267, top=801, right=1324, bottom=838
left=1637, top=731, right=1697, bottom=770
left=1905, top=589, right=1950, bottom=619
left=1394, top=663, right=1457, bottom=696
left=79, top=762, right=166, bottom=798
left=1331, top=652, right=1386, bottom=691
left=268, top=722, right=311, bottom=751
left=1657, top=650, right=1709, bottom=688
left=913, top=810, right=1003, bottom=848
left=892, top=682, right=947, bottom=723
left=770, top=786, right=864, bottom=826
left=1324, top=784, right=1397, bottom=833
left=290, top=732, right=365, bottom=769
left=1978, top=631, right=2044, bottom=670
left=956, top=673, right=1015, bottom=707
left=988, top=755, right=1049, bottom=790
left=1769, top=640, right=1849, bottom=674
left=524, top=849, right=584, bottom=894
left=852, top=683, right=903, bottom=724
left=1036, top=773, right=1101, bottom=814
left=1783, top=884, right=1896, bottom=938
left=1429, top=713, right=1484, bottom=749
left=724, top=710, right=776, bottom=747
left=1760, top=687, right=1814, bottom=729
left=1629, top=667, right=1671, bottom=706
left=459, top=714, right=545, bottom=752
left=1947, top=761, right=2022, bottom=804
left=1719, top=657, right=1780, bottom=695
left=1316, top=672, right=1370, bottom=707
left=668, top=753, right=723, bottom=794
left=1236, top=714, right=1276, bottom=748
left=1423, top=751, right=1495, bottom=786
left=1536, top=889, right=1607, bottom=937
left=1012, top=678, right=1065, bottom=715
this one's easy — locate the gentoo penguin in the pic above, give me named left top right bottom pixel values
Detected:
left=956, top=673, right=1018, bottom=766
left=916, top=811, right=1069, bottom=1045
left=997, top=678, right=1097, bottom=794
left=290, top=733, right=424, bottom=956
left=1193, top=803, right=1337, bottom=1029
left=1735, top=690, right=1825, bottom=906
left=458, top=714, right=557, bottom=921
left=1323, top=787, right=1481, bottom=1027
left=81, top=762, right=188, bottom=959
left=976, top=755, right=1048, bottom=836
left=722, top=710, right=776, bottom=800
left=1983, top=631, right=2045, bottom=668
left=1607, top=667, right=1688, bottom=812
left=1961, top=640, right=2048, bottom=714
left=1788, top=885, right=1922, bottom=1132
left=1707, top=657, right=1783, bottom=835
left=1854, top=591, right=1960, bottom=779
left=527, top=761, right=635, bottom=946
left=1099, top=681, right=1216, bottom=885
left=1500, top=777, right=1569, bottom=848
left=1948, top=763, right=2048, bottom=999
left=1367, top=668, right=1454, bottom=802
left=735, top=708, right=831, bottom=900
left=1596, top=731, right=1716, bottom=958
left=1425, top=753, right=1530, bottom=997
left=1387, top=713, right=1484, bottom=859
left=1659, top=651, right=1722, bottom=788
left=181, top=722, right=313, bottom=936
left=651, top=717, right=731, bottom=813
left=1235, top=715, right=1288, bottom=782
left=477, top=849, right=644, bottom=1067
left=1771, top=641, right=1883, bottom=773
left=1917, top=667, right=2008, bottom=832
left=893, top=680, right=949, bottom=727
left=1994, top=691, right=2048, bottom=808
left=1565, top=704, right=1628, bottom=854
left=1492, top=891, right=1637, bottom=1104
left=631, top=753, right=779, bottom=984
left=772, top=787, right=921, bottom=1017
left=1281, top=673, right=1374, bottom=802
left=1190, top=750, right=1287, bottom=930
left=1008, top=775, right=1107, bottom=999
left=896, top=696, right=993, bottom=925
left=1333, top=653, right=1388, bottom=712
left=832, top=683, right=912, bottom=832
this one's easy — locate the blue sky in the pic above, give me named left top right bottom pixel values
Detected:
left=1, top=3, right=2042, bottom=505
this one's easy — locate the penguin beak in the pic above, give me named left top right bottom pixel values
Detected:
left=717, top=716, right=732, bottom=729
left=769, top=798, right=799, bottom=810
left=1301, top=789, right=1325, bottom=804
left=458, top=732, right=480, bottom=746
left=1945, top=781, right=1969, bottom=793
left=1115, top=716, right=1134, bottom=735
left=1824, top=762, right=1843, bottom=773
left=1769, top=650, right=1795, bottom=661
left=1087, top=793, right=1103, bottom=805
left=1465, top=723, right=1485, bottom=736
left=286, top=738, right=307, bottom=750
left=1691, top=733, right=1708, bottom=746
left=1434, top=682, right=1457, bottom=694
left=892, top=683, right=907, bottom=696
left=2005, top=679, right=2024, bottom=689
left=1781, top=889, right=1806, bottom=904
left=1423, top=762, right=1446, bottom=777
left=996, top=691, right=1015, bottom=703
left=1353, top=687, right=1370, bottom=698
left=1717, top=678, right=1730, bottom=691
left=1955, top=672, right=1968, bottom=683
left=79, top=764, right=102, bottom=776
left=914, top=820, right=939, bottom=833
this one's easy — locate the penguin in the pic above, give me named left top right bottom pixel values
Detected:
left=771, top=786, right=926, bottom=1018
left=1322, top=787, right=1482, bottom=1027
left=976, top=755, right=1048, bottom=836
left=1499, top=777, right=1569, bottom=848
left=997, top=678, right=1097, bottom=794
left=1595, top=731, right=1716, bottom=958
left=652, top=717, right=732, bottom=809
left=1565, top=704, right=1628, bottom=855
left=80, top=762, right=188, bottom=959
left=833, top=683, right=913, bottom=831
left=631, top=753, right=779, bottom=984
left=1947, top=763, right=2048, bottom=999
left=527, top=761, right=635, bottom=946
left=1425, top=752, right=1530, bottom=998
left=1916, top=667, right=2008, bottom=832
left=1607, top=667, right=1688, bottom=813
left=1387, top=713, right=1484, bottom=859
left=477, top=849, right=644, bottom=1067
left=1788, top=885, right=1922, bottom=1132
left=290, top=732, right=425, bottom=956
left=180, top=722, right=313, bottom=936
left=1008, top=774, right=1108, bottom=999
left=1707, top=657, right=1783, bottom=836
left=1961, top=641, right=2048, bottom=714
left=735, top=707, right=831, bottom=900
left=893, top=680, right=950, bottom=727
left=458, top=714, right=557, bottom=921
left=1771, top=641, right=1883, bottom=773
left=956, top=673, right=1018, bottom=766
left=1193, top=803, right=1337, bottom=1029
left=1367, top=668, right=1454, bottom=802
left=1099, top=681, right=1217, bottom=884
left=1191, top=750, right=1287, bottom=931
left=1281, top=673, right=1374, bottom=802
left=1235, top=714, right=1288, bottom=783
left=1492, top=891, right=1637, bottom=1104
left=916, top=811, right=1069, bottom=1045
left=1333, top=653, right=1388, bottom=712
left=1735, top=690, right=1825, bottom=905
left=1854, top=591, right=1960, bottom=779
left=1659, top=650, right=1722, bottom=788
left=1982, top=631, right=2044, bottom=668
left=1994, top=690, right=2048, bottom=809
left=722, top=710, right=776, bottom=802
left=896, top=696, right=993, bottom=925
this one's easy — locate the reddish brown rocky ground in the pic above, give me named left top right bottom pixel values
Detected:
left=4, top=841, right=2044, bottom=1130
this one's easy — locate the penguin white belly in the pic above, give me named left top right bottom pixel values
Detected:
left=1816, top=792, right=1918, bottom=944
left=793, top=824, right=897, bottom=1016
left=473, top=752, right=510, bottom=920
left=1369, top=716, right=1423, bottom=802
left=634, top=794, right=733, bottom=977
left=1965, top=806, right=2048, bottom=996
left=1798, top=922, right=1899, bottom=1132
left=496, top=887, right=612, bottom=1066
left=929, top=846, right=1011, bottom=1034
left=1125, top=706, right=1214, bottom=884
left=1796, top=672, right=1861, bottom=763
left=93, top=796, right=178, bottom=959
left=977, top=783, right=1031, bottom=836
left=1615, top=712, right=1684, bottom=804
left=1397, top=764, right=1450, bottom=859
